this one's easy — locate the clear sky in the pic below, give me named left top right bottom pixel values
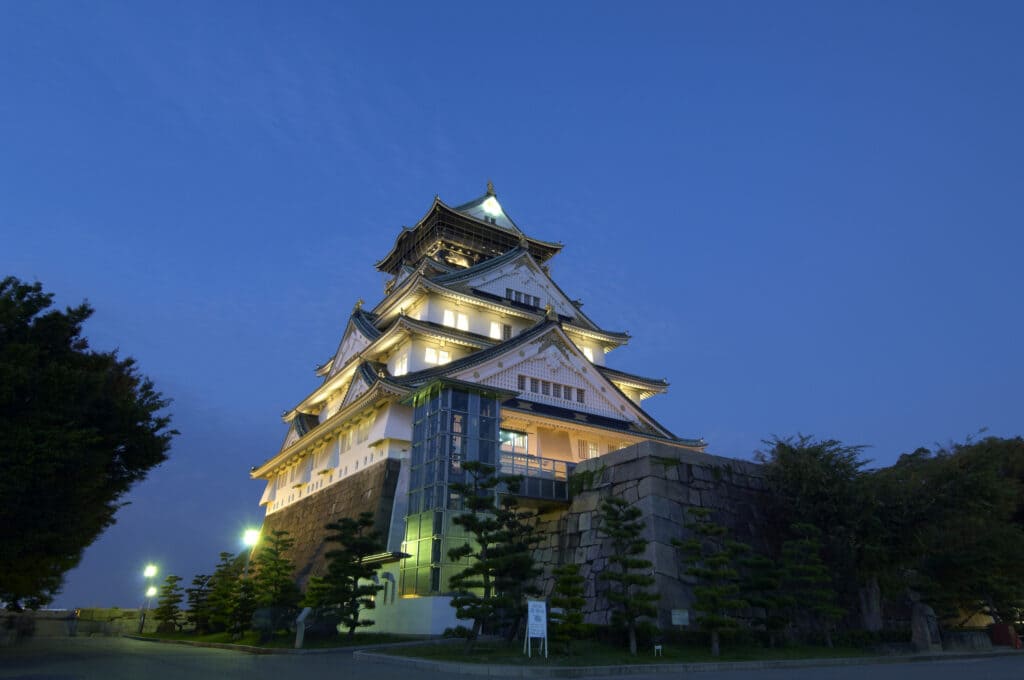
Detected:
left=2, top=1, right=1021, bottom=609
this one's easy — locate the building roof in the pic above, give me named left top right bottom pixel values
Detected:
left=451, top=183, right=521, bottom=233
left=374, top=191, right=563, bottom=275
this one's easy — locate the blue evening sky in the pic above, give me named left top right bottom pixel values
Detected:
left=2, top=2, right=1021, bottom=608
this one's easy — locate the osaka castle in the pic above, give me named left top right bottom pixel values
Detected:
left=250, top=184, right=706, bottom=634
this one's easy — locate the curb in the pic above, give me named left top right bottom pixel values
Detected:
left=121, top=634, right=459, bottom=656
left=352, top=648, right=1023, bottom=677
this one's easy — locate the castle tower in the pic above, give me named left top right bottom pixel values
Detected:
left=250, top=185, right=705, bottom=633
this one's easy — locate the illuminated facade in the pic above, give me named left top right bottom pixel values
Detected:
left=250, top=184, right=704, bottom=633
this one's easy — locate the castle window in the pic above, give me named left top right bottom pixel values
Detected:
left=577, top=440, right=600, bottom=460
left=553, top=384, right=561, bottom=399
left=517, top=375, right=526, bottom=391
left=530, top=378, right=539, bottom=393
left=443, top=310, right=468, bottom=331
left=425, top=347, right=451, bottom=365
left=541, top=381, right=551, bottom=396
left=394, top=352, right=408, bottom=376
left=577, top=388, right=585, bottom=403
left=490, top=321, right=501, bottom=339
left=503, top=324, right=512, bottom=339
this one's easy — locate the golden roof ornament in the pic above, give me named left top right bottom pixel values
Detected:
left=353, top=298, right=364, bottom=312
left=545, top=303, right=558, bottom=321
left=486, top=179, right=496, bottom=196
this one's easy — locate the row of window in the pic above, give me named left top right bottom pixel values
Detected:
left=518, top=374, right=585, bottom=403
left=506, top=288, right=541, bottom=308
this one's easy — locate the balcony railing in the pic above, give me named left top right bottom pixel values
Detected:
left=498, top=451, right=575, bottom=502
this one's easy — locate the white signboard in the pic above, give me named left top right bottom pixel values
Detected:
left=523, top=599, right=548, bottom=658
left=671, top=609, right=690, bottom=626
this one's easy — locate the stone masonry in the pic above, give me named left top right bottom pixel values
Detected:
left=533, top=441, right=767, bottom=629
left=261, top=459, right=401, bottom=590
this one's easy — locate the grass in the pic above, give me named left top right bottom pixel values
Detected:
left=382, top=639, right=874, bottom=666
left=139, top=630, right=422, bottom=649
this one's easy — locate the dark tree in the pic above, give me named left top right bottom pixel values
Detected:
left=740, top=552, right=791, bottom=647
left=675, top=507, right=748, bottom=657
left=186, top=574, right=213, bottom=634
left=549, top=563, right=586, bottom=655
left=316, top=512, right=385, bottom=637
left=205, top=552, right=241, bottom=633
left=597, top=496, right=657, bottom=656
left=0, top=277, right=176, bottom=608
left=755, top=435, right=873, bottom=612
left=781, top=524, right=844, bottom=647
left=251, top=530, right=300, bottom=611
left=447, top=461, right=540, bottom=647
left=249, top=529, right=300, bottom=638
left=153, top=574, right=184, bottom=631
left=867, top=436, right=1024, bottom=623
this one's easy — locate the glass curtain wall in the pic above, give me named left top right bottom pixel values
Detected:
left=400, top=384, right=500, bottom=596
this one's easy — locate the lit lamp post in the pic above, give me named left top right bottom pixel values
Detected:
left=138, top=564, right=158, bottom=633
left=242, top=529, right=260, bottom=577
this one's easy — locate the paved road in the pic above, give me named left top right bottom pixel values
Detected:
left=1, top=637, right=1022, bottom=680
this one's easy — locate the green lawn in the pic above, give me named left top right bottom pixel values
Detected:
left=382, top=639, right=873, bottom=666
left=140, top=630, right=422, bottom=649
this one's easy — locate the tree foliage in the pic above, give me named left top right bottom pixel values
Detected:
left=755, top=435, right=872, bottom=609
left=205, top=552, right=242, bottom=633
left=0, top=277, right=176, bottom=608
left=549, top=563, right=586, bottom=655
left=153, top=574, right=184, bottom=631
left=867, top=436, right=1024, bottom=622
left=310, top=512, right=384, bottom=636
left=597, top=496, right=657, bottom=656
left=781, top=524, right=844, bottom=646
left=185, top=574, right=213, bottom=634
left=250, top=529, right=300, bottom=636
left=447, top=461, right=540, bottom=646
left=676, top=507, right=749, bottom=657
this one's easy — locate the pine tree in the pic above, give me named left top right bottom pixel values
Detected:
left=206, top=552, right=240, bottom=633
left=153, top=574, right=184, bottom=631
left=782, top=523, right=844, bottom=646
left=317, top=512, right=385, bottom=637
left=740, top=553, right=791, bottom=647
left=252, top=530, right=301, bottom=610
left=597, top=496, right=658, bottom=656
left=549, top=563, right=586, bottom=655
left=251, top=529, right=300, bottom=636
left=185, top=574, right=212, bottom=634
left=447, top=461, right=540, bottom=648
left=675, top=507, right=748, bottom=657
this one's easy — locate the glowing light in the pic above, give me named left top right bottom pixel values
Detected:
left=243, top=529, right=260, bottom=547
left=143, top=564, right=157, bottom=579
left=481, top=196, right=501, bottom=216
left=146, top=586, right=158, bottom=598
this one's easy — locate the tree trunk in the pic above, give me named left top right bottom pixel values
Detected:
left=711, top=630, right=720, bottom=657
left=628, top=623, right=637, bottom=656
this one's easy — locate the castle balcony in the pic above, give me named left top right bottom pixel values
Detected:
left=498, top=451, right=575, bottom=503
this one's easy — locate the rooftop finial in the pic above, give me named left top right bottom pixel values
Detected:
left=486, top=179, right=496, bottom=196
left=353, top=298, right=364, bottom=312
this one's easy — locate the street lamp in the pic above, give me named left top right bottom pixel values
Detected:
left=138, top=564, right=158, bottom=633
left=242, top=529, right=260, bottom=577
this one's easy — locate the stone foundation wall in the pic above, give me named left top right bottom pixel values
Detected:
left=261, top=459, right=401, bottom=589
left=533, top=441, right=767, bottom=628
